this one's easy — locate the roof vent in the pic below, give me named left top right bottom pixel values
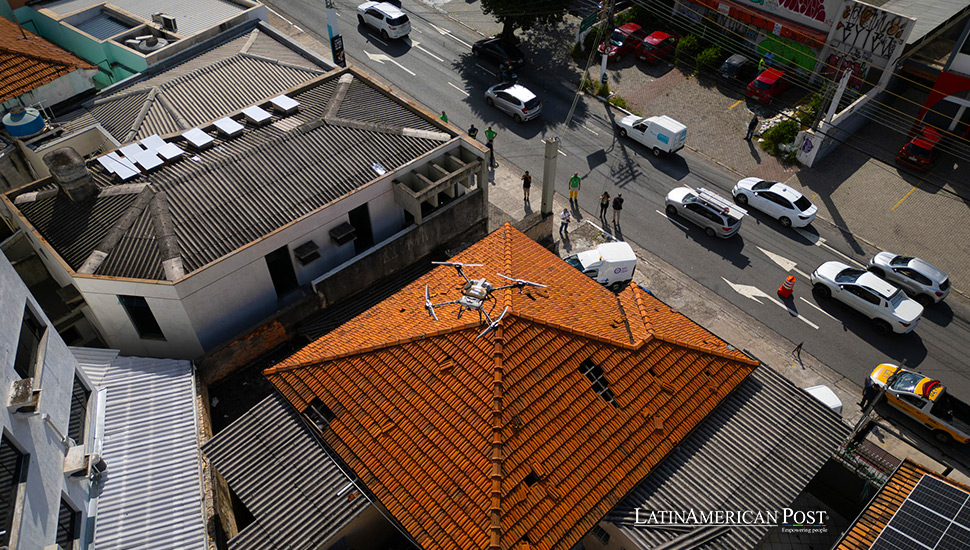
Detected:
left=43, top=147, right=96, bottom=202
left=126, top=35, right=169, bottom=53
left=152, top=13, right=177, bottom=33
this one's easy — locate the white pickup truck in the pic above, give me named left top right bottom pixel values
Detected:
left=868, top=363, right=970, bottom=444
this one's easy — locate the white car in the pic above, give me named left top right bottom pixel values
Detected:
left=484, top=82, right=541, bottom=123
left=357, top=2, right=411, bottom=40
left=868, top=252, right=950, bottom=306
left=616, top=115, right=686, bottom=156
left=810, top=261, right=923, bottom=335
left=731, top=178, right=817, bottom=228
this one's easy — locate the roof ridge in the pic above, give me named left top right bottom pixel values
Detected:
left=489, top=320, right=506, bottom=550
left=237, top=51, right=328, bottom=75
left=632, top=286, right=655, bottom=337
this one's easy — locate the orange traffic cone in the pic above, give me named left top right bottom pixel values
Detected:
left=778, top=275, right=796, bottom=298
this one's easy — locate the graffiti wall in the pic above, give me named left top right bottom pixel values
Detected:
left=819, top=0, right=914, bottom=88
left=744, top=0, right=840, bottom=32
left=758, top=35, right=817, bottom=72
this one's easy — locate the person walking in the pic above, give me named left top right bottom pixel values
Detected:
left=568, top=173, right=581, bottom=205
left=440, top=111, right=448, bottom=123
left=859, top=381, right=880, bottom=409
left=745, top=114, right=759, bottom=141
left=467, top=124, right=478, bottom=140
left=484, top=126, right=497, bottom=167
left=559, top=208, right=571, bottom=238
left=612, top=193, right=624, bottom=225
left=599, top=191, right=611, bottom=219
left=521, top=171, right=532, bottom=202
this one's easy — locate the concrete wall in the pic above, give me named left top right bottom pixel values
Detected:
left=1, top=249, right=95, bottom=548
left=18, top=125, right=119, bottom=180
left=0, top=146, right=34, bottom=193
left=0, top=67, right=97, bottom=112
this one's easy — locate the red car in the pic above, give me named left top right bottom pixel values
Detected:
left=636, top=31, right=678, bottom=63
left=896, top=127, right=942, bottom=170
left=745, top=69, right=790, bottom=103
left=598, top=23, right=647, bottom=62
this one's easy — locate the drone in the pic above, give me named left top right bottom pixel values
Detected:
left=424, top=261, right=547, bottom=338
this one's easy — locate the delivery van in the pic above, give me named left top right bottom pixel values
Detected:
left=616, top=115, right=687, bottom=156
left=564, top=242, right=637, bottom=291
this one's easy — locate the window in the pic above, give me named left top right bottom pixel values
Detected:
left=118, top=295, right=165, bottom=340
left=590, top=524, right=610, bottom=545
left=897, top=268, right=932, bottom=286
left=305, top=398, right=336, bottom=431
left=67, top=375, right=91, bottom=446
left=898, top=394, right=925, bottom=409
left=579, top=359, right=616, bottom=407
left=14, top=304, right=46, bottom=379
left=56, top=498, right=79, bottom=550
left=1, top=436, right=29, bottom=547
left=524, top=471, right=540, bottom=487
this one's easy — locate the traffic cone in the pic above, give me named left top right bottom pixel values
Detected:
left=778, top=275, right=796, bottom=298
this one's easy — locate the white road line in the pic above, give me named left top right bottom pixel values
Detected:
left=794, top=228, right=865, bottom=268
left=416, top=44, right=444, bottom=62
left=558, top=150, right=567, bottom=157
left=721, top=277, right=819, bottom=329
left=582, top=125, right=599, bottom=135
left=388, top=58, right=415, bottom=76
left=655, top=210, right=689, bottom=231
left=793, top=267, right=811, bottom=280
left=800, top=297, right=839, bottom=321
left=445, top=33, right=471, bottom=48
left=476, top=64, right=496, bottom=76
left=371, top=36, right=389, bottom=47
left=448, top=82, right=469, bottom=96
left=783, top=302, right=820, bottom=329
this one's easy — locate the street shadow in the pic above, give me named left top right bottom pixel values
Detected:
left=644, top=151, right=690, bottom=180
left=921, top=300, right=954, bottom=327
left=746, top=139, right=762, bottom=163
left=357, top=24, right=413, bottom=57
left=523, top=199, right=534, bottom=216
left=587, top=149, right=608, bottom=171
left=742, top=207, right=816, bottom=243
left=663, top=212, right=751, bottom=269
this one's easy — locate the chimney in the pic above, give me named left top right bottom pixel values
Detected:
left=43, top=147, right=97, bottom=202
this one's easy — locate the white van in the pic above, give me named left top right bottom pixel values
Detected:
left=565, top=242, right=637, bottom=291
left=616, top=115, right=687, bottom=156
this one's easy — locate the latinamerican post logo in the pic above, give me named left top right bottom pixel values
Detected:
left=633, top=508, right=828, bottom=534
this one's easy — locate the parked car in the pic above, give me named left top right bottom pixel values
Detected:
left=472, top=36, right=526, bottom=70
left=810, top=261, right=923, bottom=334
left=719, top=53, right=755, bottom=81
left=598, top=23, right=647, bottom=62
left=868, top=363, right=970, bottom=444
left=731, top=177, right=817, bottom=228
left=636, top=31, right=678, bottom=64
left=484, top=82, right=541, bottom=122
left=745, top=69, right=790, bottom=103
left=665, top=186, right=746, bottom=238
left=616, top=115, right=687, bottom=156
left=868, top=252, right=950, bottom=307
left=895, top=127, right=941, bottom=171
left=357, top=1, right=411, bottom=40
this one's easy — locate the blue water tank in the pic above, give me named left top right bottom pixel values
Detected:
left=2, top=107, right=46, bottom=138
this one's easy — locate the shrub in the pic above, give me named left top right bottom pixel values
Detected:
left=676, top=35, right=702, bottom=64
left=695, top=45, right=723, bottom=72
left=614, top=10, right=636, bottom=26
left=580, top=72, right=598, bottom=94
left=598, top=80, right=611, bottom=97
left=796, top=93, right=824, bottom=127
left=760, top=119, right=800, bottom=156
left=608, top=95, right=629, bottom=110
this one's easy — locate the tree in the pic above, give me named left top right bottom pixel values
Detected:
left=480, top=0, right=575, bottom=42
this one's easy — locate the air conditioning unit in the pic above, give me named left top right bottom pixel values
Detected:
left=64, top=445, right=107, bottom=478
left=7, top=377, right=41, bottom=413
left=152, top=12, right=177, bottom=33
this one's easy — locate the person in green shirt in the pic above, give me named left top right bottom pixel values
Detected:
left=484, top=126, right=497, bottom=167
left=440, top=111, right=448, bottom=123
left=568, top=173, right=581, bottom=205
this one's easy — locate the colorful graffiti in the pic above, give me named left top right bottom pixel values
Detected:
left=758, top=35, right=817, bottom=73
left=778, top=0, right=826, bottom=24
left=831, top=1, right=910, bottom=65
left=744, top=0, right=838, bottom=31
left=820, top=53, right=866, bottom=89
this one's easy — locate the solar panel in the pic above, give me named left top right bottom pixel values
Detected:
left=155, top=142, right=185, bottom=161
left=241, top=105, right=272, bottom=125
left=183, top=128, right=214, bottom=149
left=214, top=117, right=244, bottom=137
left=872, top=475, right=970, bottom=550
left=98, top=152, right=139, bottom=181
left=269, top=94, right=300, bottom=114
left=119, top=143, right=145, bottom=158
left=132, top=150, right=163, bottom=171
left=141, top=134, right=167, bottom=152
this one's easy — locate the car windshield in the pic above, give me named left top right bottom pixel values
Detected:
left=564, top=256, right=582, bottom=270
left=888, top=289, right=906, bottom=309
left=388, top=15, right=408, bottom=25
left=794, top=196, right=813, bottom=211
left=524, top=97, right=540, bottom=109
left=752, top=180, right=774, bottom=190
left=642, top=42, right=657, bottom=51
left=753, top=79, right=772, bottom=90
left=905, top=143, right=932, bottom=158
left=834, top=268, right=865, bottom=283
left=726, top=215, right=740, bottom=226
left=610, top=30, right=626, bottom=46
left=890, top=255, right=914, bottom=266
left=890, top=372, right=926, bottom=393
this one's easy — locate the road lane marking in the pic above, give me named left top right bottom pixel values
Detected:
left=412, top=41, right=444, bottom=62
left=448, top=82, right=469, bottom=96
left=371, top=36, right=389, bottom=47
left=892, top=181, right=921, bottom=210
left=558, top=150, right=567, bottom=157
left=800, top=297, right=839, bottom=321
left=364, top=50, right=415, bottom=75
left=722, top=277, right=819, bottom=329
left=476, top=63, right=496, bottom=76
left=582, top=125, right=599, bottom=135
left=429, top=23, right=472, bottom=47
left=793, top=228, right=865, bottom=268
left=655, top=210, right=690, bottom=231
left=728, top=99, right=743, bottom=110
left=757, top=246, right=810, bottom=279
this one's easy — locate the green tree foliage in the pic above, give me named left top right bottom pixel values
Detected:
left=480, top=0, right=574, bottom=41
left=695, top=45, right=723, bottom=71
left=675, top=35, right=701, bottom=64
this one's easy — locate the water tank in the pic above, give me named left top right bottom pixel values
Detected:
left=2, top=107, right=45, bottom=138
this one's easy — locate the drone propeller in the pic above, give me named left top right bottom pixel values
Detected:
left=495, top=273, right=548, bottom=291
left=432, top=261, right=483, bottom=283
left=477, top=306, right=510, bottom=339
left=424, top=285, right=438, bottom=321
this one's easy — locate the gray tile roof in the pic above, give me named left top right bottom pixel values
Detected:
left=607, top=365, right=849, bottom=550
left=41, top=0, right=249, bottom=36
left=202, top=392, right=370, bottom=550
left=12, top=70, right=451, bottom=280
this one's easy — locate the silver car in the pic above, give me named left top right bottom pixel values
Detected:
left=868, top=252, right=950, bottom=307
left=484, top=83, right=541, bottom=123
left=665, top=186, right=746, bottom=238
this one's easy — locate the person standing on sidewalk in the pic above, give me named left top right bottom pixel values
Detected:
left=559, top=208, right=571, bottom=238
left=612, top=193, right=624, bottom=226
left=599, top=191, right=611, bottom=219
left=522, top=171, right=532, bottom=202
left=745, top=115, right=759, bottom=141
left=467, top=124, right=478, bottom=140
left=568, top=173, right=581, bottom=206
left=484, top=126, right=497, bottom=167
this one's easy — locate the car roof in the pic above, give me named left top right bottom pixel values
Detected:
left=725, top=53, right=748, bottom=65
left=756, top=69, right=785, bottom=83
left=645, top=31, right=672, bottom=44
left=769, top=183, right=804, bottom=203
left=617, top=23, right=642, bottom=33
left=647, top=115, right=686, bottom=133
left=908, top=258, right=947, bottom=281
left=856, top=272, right=898, bottom=298
left=499, top=83, right=536, bottom=101
left=364, top=2, right=405, bottom=16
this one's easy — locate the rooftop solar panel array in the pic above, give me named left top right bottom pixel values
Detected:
left=872, top=475, right=970, bottom=550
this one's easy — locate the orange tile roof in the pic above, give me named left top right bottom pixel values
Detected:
left=834, top=458, right=970, bottom=550
left=0, top=18, right=96, bottom=104
left=267, top=223, right=758, bottom=550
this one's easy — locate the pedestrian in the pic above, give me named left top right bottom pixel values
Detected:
left=599, top=191, right=611, bottom=219
left=484, top=126, right=497, bottom=167
left=522, top=170, right=532, bottom=201
left=468, top=124, right=478, bottom=140
left=745, top=114, right=759, bottom=141
left=568, top=172, right=581, bottom=205
left=440, top=111, right=448, bottom=123
left=859, top=382, right=880, bottom=410
left=559, top=208, right=571, bottom=237
left=758, top=57, right=766, bottom=73
left=612, top=193, right=624, bottom=225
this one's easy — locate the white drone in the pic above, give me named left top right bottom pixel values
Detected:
left=424, top=261, right=547, bottom=338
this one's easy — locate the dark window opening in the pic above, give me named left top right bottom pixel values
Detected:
left=227, top=483, right=255, bottom=532
left=347, top=204, right=374, bottom=254
left=305, top=398, right=336, bottom=431
left=118, top=295, right=165, bottom=340
left=591, top=524, right=610, bottom=545
left=580, top=359, right=617, bottom=407
left=68, top=375, right=91, bottom=446
left=524, top=471, right=540, bottom=487
left=265, top=246, right=299, bottom=299
left=14, top=304, right=46, bottom=379
left=1, top=436, right=29, bottom=547
left=58, top=326, right=83, bottom=346
left=56, top=498, right=80, bottom=550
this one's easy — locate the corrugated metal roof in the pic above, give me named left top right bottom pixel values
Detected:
left=202, top=393, right=369, bottom=550
left=608, top=365, right=850, bottom=550
left=72, top=350, right=207, bottom=550
left=67, top=346, right=120, bottom=385
left=73, top=13, right=133, bottom=40
left=42, top=0, right=248, bottom=36
left=881, top=0, right=970, bottom=45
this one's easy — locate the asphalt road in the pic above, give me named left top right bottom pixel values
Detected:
left=267, top=0, right=970, bottom=398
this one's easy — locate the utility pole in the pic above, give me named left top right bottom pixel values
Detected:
left=541, top=137, right=559, bottom=215
left=324, top=0, right=346, bottom=67
left=599, top=0, right=616, bottom=86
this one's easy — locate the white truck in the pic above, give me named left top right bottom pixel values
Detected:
left=616, top=115, right=687, bottom=156
left=565, top=242, right=637, bottom=291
